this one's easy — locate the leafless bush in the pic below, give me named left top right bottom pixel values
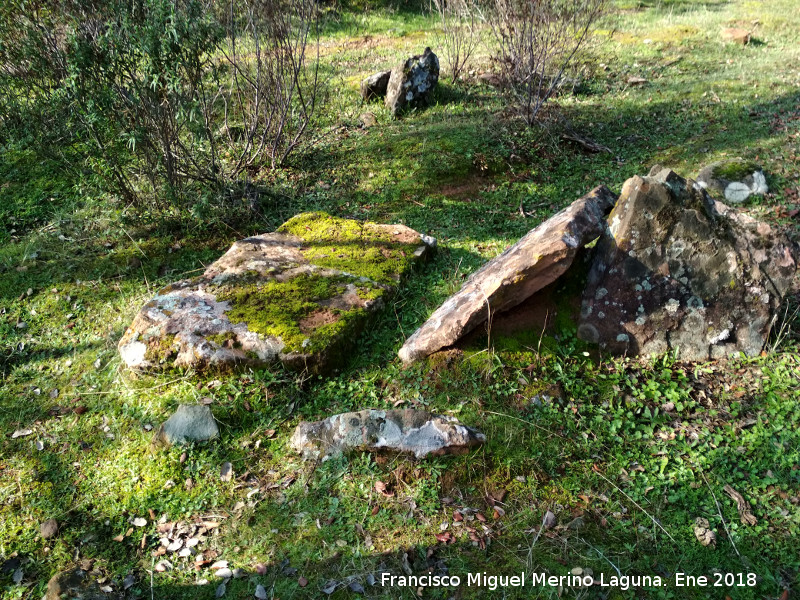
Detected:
left=431, top=0, right=483, bottom=83
left=219, top=0, right=321, bottom=172
left=489, top=0, right=606, bottom=124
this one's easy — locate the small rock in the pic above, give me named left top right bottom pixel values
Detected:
left=41, top=519, right=59, bottom=540
left=255, top=584, right=268, bottom=599
left=542, top=511, right=557, bottom=530
left=693, top=517, right=717, bottom=547
left=154, top=405, right=219, bottom=446
left=696, top=159, right=768, bottom=203
left=359, top=112, right=378, bottom=128
left=215, top=568, right=233, bottom=579
left=360, top=70, right=391, bottom=101
left=220, top=462, right=233, bottom=482
left=721, top=27, right=750, bottom=44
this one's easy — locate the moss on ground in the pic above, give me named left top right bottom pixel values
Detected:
left=279, top=212, right=422, bottom=285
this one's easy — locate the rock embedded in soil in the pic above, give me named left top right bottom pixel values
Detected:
left=578, top=166, right=797, bottom=360
left=119, top=212, right=435, bottom=373
left=696, top=159, right=768, bottom=203
left=291, top=409, right=486, bottom=460
left=40, top=518, right=59, bottom=540
left=155, top=405, right=219, bottom=445
left=385, top=48, right=440, bottom=116
left=361, top=70, right=391, bottom=101
left=46, top=568, right=122, bottom=600
left=398, top=186, right=617, bottom=364
left=721, top=27, right=750, bottom=45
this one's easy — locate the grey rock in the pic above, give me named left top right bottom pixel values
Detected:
left=291, top=409, right=486, bottom=460
left=399, top=186, right=617, bottom=364
left=578, top=166, right=797, bottom=360
left=385, top=48, right=440, bottom=116
left=119, top=213, right=435, bottom=374
left=361, top=70, right=391, bottom=101
left=696, top=159, right=768, bottom=203
left=155, top=405, right=219, bottom=445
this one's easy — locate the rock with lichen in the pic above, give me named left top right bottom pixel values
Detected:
left=291, top=409, right=486, bottom=460
left=398, top=186, right=617, bottom=364
left=118, top=213, right=435, bottom=373
left=696, top=159, right=768, bottom=203
left=385, top=48, right=439, bottom=116
left=577, top=166, right=797, bottom=360
left=45, top=568, right=122, bottom=600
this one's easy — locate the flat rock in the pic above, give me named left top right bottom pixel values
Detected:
left=119, top=212, right=435, bottom=373
left=578, top=167, right=797, bottom=360
left=45, top=568, right=122, bottom=600
left=385, top=47, right=439, bottom=116
left=696, top=159, right=768, bottom=203
left=398, top=186, right=617, bottom=364
left=155, top=405, right=219, bottom=445
left=361, top=70, right=391, bottom=101
left=291, top=409, right=486, bottom=460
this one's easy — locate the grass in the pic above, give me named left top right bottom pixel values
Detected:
left=1, top=0, right=800, bottom=598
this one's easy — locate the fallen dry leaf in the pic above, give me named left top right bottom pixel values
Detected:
left=374, top=480, right=393, bottom=497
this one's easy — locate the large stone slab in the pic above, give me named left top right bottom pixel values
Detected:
left=578, top=167, right=797, bottom=360
left=398, top=186, right=617, bottom=364
left=119, top=213, right=435, bottom=373
left=291, top=409, right=486, bottom=460
left=385, top=47, right=440, bottom=116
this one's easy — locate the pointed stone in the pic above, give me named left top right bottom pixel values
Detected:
left=399, top=186, right=617, bottom=363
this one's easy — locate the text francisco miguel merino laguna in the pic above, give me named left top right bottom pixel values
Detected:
left=381, top=571, right=668, bottom=591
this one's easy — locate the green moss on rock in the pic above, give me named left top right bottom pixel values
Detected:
left=144, top=333, right=177, bottom=364
left=712, top=160, right=760, bottom=182
left=278, top=212, right=421, bottom=285
left=218, top=273, right=373, bottom=353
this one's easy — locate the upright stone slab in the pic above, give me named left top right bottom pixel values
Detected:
left=578, top=167, right=797, bottom=360
left=119, top=213, right=435, bottom=373
left=361, top=70, right=391, bottom=101
left=398, top=186, right=617, bottom=364
left=385, top=48, right=439, bottom=116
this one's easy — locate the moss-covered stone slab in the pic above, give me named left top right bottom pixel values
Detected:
left=290, top=409, right=486, bottom=460
left=696, top=159, right=768, bottom=203
left=398, top=186, right=617, bottom=364
left=578, top=167, right=797, bottom=360
left=118, top=212, right=436, bottom=373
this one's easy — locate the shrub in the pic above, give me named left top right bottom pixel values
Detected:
left=489, top=0, right=606, bottom=124
left=431, top=0, right=482, bottom=83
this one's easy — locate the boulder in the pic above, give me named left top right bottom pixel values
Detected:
left=696, top=159, right=768, bottom=203
left=291, top=409, right=485, bottom=460
left=578, top=166, right=797, bottom=360
left=361, top=70, right=391, bottom=101
left=155, top=405, right=219, bottom=445
left=385, top=48, right=440, bottom=116
left=398, top=186, right=617, bottom=364
left=119, top=212, right=435, bottom=373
